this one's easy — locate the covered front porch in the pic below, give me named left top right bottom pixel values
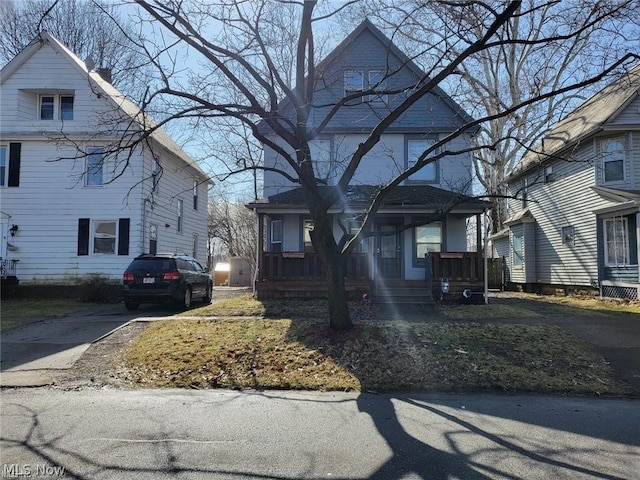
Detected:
left=248, top=185, right=490, bottom=303
left=255, top=250, right=485, bottom=302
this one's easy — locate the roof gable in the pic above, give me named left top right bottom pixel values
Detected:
left=509, top=64, right=640, bottom=180
left=266, top=19, right=474, bottom=133
left=0, top=31, right=209, bottom=181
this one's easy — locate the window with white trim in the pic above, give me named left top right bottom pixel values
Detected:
left=39, top=94, right=74, bottom=120
left=513, top=233, right=524, bottom=267
left=0, top=145, right=7, bottom=187
left=192, top=234, right=198, bottom=258
left=415, top=223, right=442, bottom=265
left=604, top=218, right=629, bottom=266
left=344, top=71, right=364, bottom=103
left=601, top=137, right=625, bottom=183
left=151, top=157, right=160, bottom=192
left=85, top=148, right=104, bottom=186
left=348, top=220, right=367, bottom=253
left=303, top=219, right=314, bottom=252
left=177, top=200, right=184, bottom=233
left=368, top=70, right=387, bottom=104
left=193, top=180, right=198, bottom=210
left=407, top=138, right=437, bottom=182
left=309, top=139, right=332, bottom=183
left=93, top=220, right=117, bottom=254
left=270, top=219, right=283, bottom=252
left=522, top=177, right=529, bottom=208
left=149, top=224, right=158, bottom=255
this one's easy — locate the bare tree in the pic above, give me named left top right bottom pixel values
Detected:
left=0, top=0, right=148, bottom=97
left=353, top=0, right=640, bottom=233
left=208, top=193, right=258, bottom=275
left=115, top=0, right=635, bottom=329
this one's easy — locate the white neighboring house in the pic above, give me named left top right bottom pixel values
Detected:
left=0, top=32, right=212, bottom=285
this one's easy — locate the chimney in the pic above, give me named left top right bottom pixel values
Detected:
left=96, top=68, right=112, bottom=84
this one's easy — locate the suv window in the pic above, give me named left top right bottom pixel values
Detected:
left=176, top=258, right=194, bottom=271
left=128, top=258, right=176, bottom=272
left=189, top=260, right=204, bottom=273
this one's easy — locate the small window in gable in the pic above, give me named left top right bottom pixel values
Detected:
left=344, top=71, right=364, bottom=104
left=601, top=137, right=625, bottom=183
left=60, top=96, right=74, bottom=120
left=368, top=70, right=387, bottom=104
left=40, top=95, right=54, bottom=120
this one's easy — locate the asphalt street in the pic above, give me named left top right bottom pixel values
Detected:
left=1, top=389, right=638, bottom=479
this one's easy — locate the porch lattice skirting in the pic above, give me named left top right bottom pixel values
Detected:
left=601, top=284, right=639, bottom=300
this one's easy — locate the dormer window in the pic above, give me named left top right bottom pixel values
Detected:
left=39, top=94, right=74, bottom=120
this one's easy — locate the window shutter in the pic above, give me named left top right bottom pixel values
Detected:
left=8, top=143, right=21, bottom=187
left=78, top=218, right=90, bottom=256
left=118, top=218, right=130, bottom=255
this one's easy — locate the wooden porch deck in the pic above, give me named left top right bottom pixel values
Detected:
left=256, top=252, right=485, bottom=302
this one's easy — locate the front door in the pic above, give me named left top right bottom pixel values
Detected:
left=376, top=223, right=402, bottom=279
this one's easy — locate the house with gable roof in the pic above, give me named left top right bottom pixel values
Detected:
left=247, top=20, right=490, bottom=302
left=498, top=64, right=640, bottom=299
left=0, top=31, right=211, bottom=285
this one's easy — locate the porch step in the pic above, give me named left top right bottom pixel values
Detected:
left=374, top=286, right=433, bottom=304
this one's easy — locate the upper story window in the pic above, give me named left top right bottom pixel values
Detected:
left=39, top=94, right=74, bottom=120
left=601, top=137, right=625, bottom=183
left=368, top=70, right=387, bottom=104
left=309, top=139, right=332, bottom=183
left=193, top=180, right=199, bottom=210
left=407, top=137, right=437, bottom=183
left=522, top=177, right=529, bottom=208
left=544, top=165, right=554, bottom=183
left=344, top=71, right=364, bottom=103
left=151, top=157, right=160, bottom=192
left=344, top=70, right=388, bottom=105
left=0, top=145, right=7, bottom=187
left=177, top=199, right=184, bottom=233
left=85, top=148, right=104, bottom=186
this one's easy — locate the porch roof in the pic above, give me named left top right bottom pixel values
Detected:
left=248, top=185, right=491, bottom=213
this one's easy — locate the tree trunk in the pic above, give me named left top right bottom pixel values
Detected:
left=325, top=257, right=353, bottom=330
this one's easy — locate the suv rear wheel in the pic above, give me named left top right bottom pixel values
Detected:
left=204, top=282, right=213, bottom=304
left=179, top=286, right=192, bottom=310
left=124, top=301, right=139, bottom=311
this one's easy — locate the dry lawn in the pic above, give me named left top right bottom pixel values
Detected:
left=121, top=295, right=626, bottom=395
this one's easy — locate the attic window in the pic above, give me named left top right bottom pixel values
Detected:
left=368, top=70, right=387, bottom=104
left=344, top=71, right=364, bottom=104
left=39, top=94, right=74, bottom=120
left=544, top=165, right=554, bottom=183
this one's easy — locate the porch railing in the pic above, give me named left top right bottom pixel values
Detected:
left=429, top=252, right=483, bottom=282
left=0, top=258, right=18, bottom=278
left=261, top=252, right=369, bottom=281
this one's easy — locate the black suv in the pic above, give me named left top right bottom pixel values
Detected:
left=122, top=254, right=213, bottom=310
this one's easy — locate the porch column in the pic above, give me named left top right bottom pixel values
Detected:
left=257, top=213, right=265, bottom=282
left=476, top=213, right=482, bottom=280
